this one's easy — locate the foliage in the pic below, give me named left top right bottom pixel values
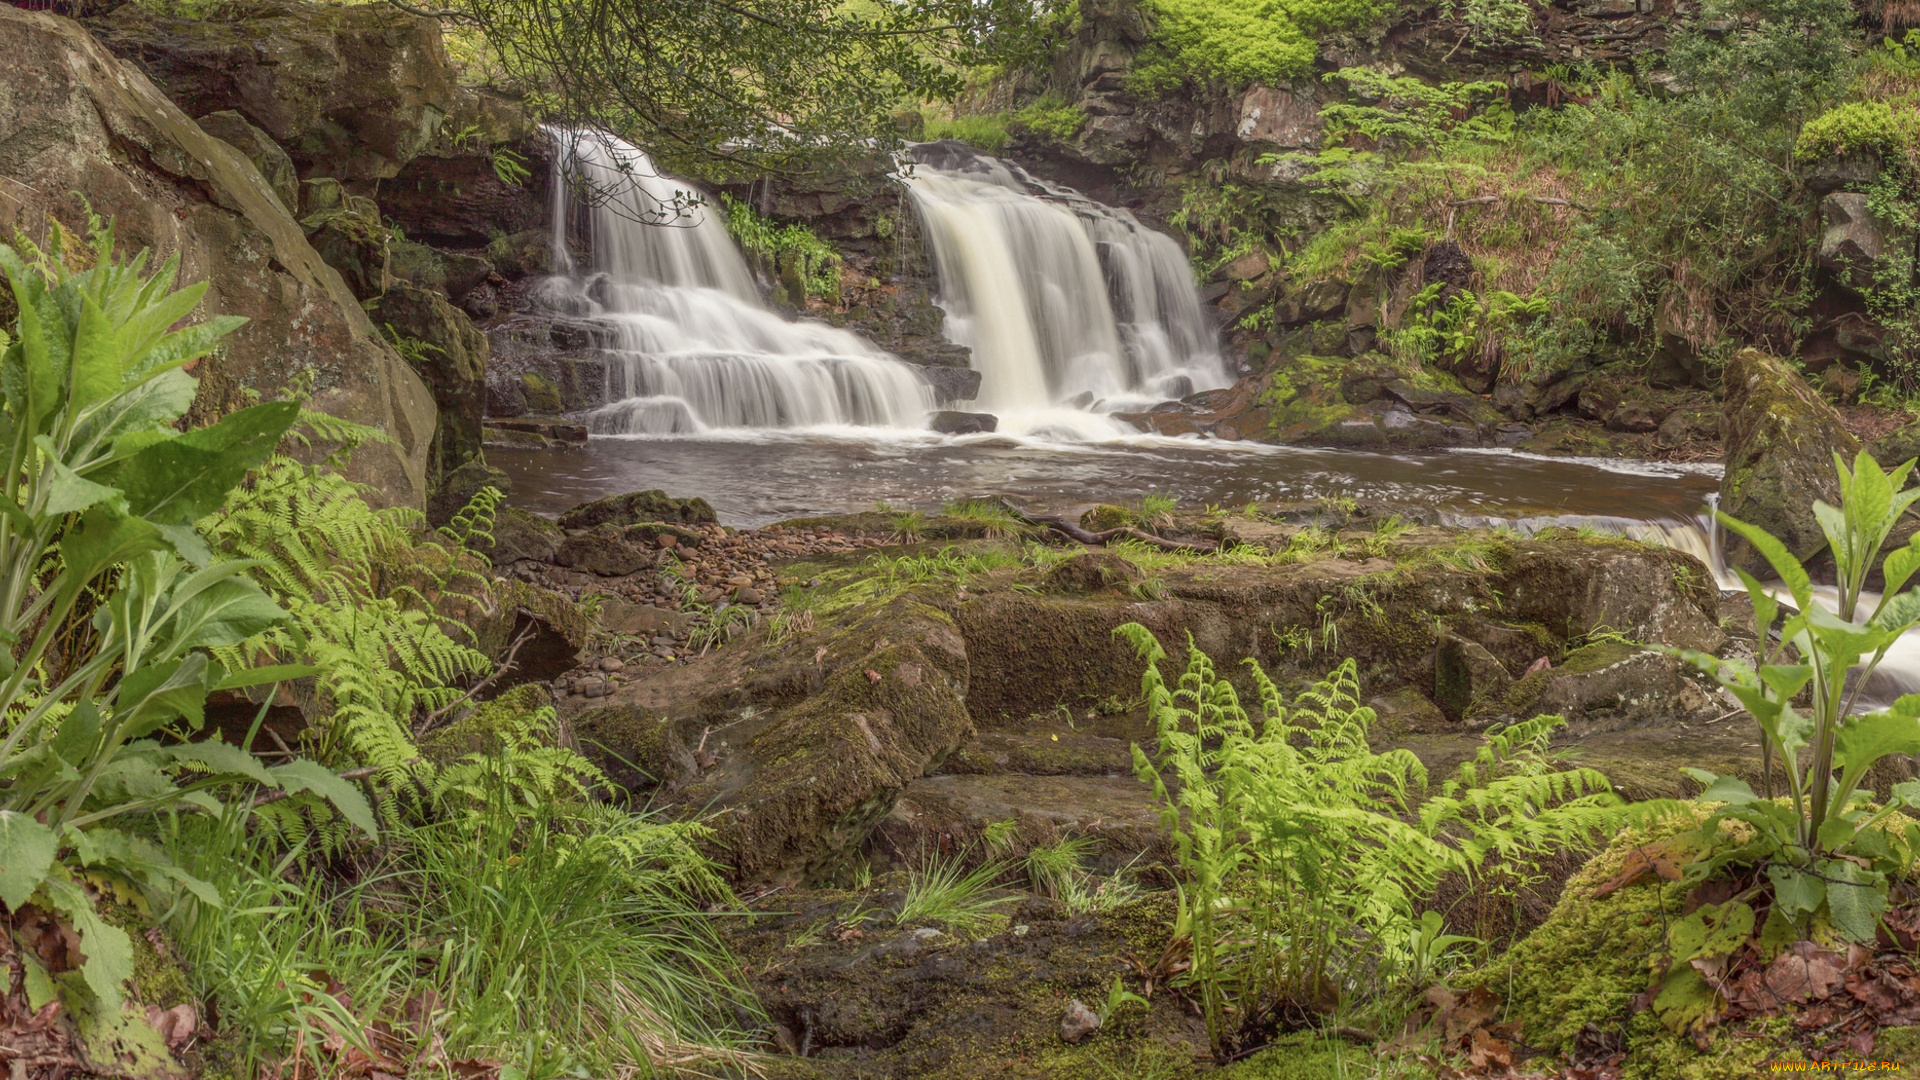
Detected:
left=921, top=111, right=1012, bottom=152
left=943, top=498, right=1037, bottom=539
left=896, top=857, right=1012, bottom=936
left=1286, top=69, right=1513, bottom=200
left=167, top=758, right=753, bottom=1079
left=1121, top=625, right=1619, bottom=1056
left=719, top=194, right=843, bottom=300
left=1795, top=100, right=1917, bottom=161
left=455, top=0, right=1070, bottom=176
left=1128, top=0, right=1392, bottom=96
left=1667, top=452, right=1920, bottom=952
left=0, top=221, right=373, bottom=1016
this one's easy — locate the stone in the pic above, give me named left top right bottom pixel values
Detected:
left=478, top=506, right=561, bottom=566
left=1271, top=278, right=1348, bottom=326
left=1719, top=349, right=1861, bottom=576
left=1434, top=632, right=1513, bottom=723
left=1235, top=83, right=1321, bottom=148
left=735, top=586, right=764, bottom=606
left=578, top=678, right=609, bottom=698
left=427, top=459, right=510, bottom=529
left=554, top=524, right=653, bottom=577
left=372, top=281, right=490, bottom=481
left=918, top=365, right=984, bottom=404
left=0, top=5, right=434, bottom=508
left=1219, top=249, right=1270, bottom=282
left=1470, top=642, right=1720, bottom=731
left=1042, top=553, right=1145, bottom=594
left=559, top=490, right=719, bottom=530
left=599, top=657, right=624, bottom=673
left=194, top=109, right=298, bottom=214
left=306, top=206, right=391, bottom=301
left=930, top=410, right=998, bottom=435
left=1805, top=150, right=1882, bottom=196
left=1060, top=999, right=1101, bottom=1044
left=388, top=239, right=494, bottom=303
left=380, top=138, right=550, bottom=249
left=598, top=600, right=694, bottom=638
left=521, top=372, right=564, bottom=413
left=88, top=0, right=458, bottom=181
left=1818, top=191, right=1900, bottom=295
left=1604, top=399, right=1662, bottom=433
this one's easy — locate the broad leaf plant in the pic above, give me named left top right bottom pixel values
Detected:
left=0, top=221, right=374, bottom=1015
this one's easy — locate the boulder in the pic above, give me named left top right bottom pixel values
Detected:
left=1470, top=642, right=1720, bottom=731
left=194, top=109, right=298, bottom=213
left=1042, top=553, right=1146, bottom=593
left=0, top=5, right=433, bottom=507
left=1433, top=632, right=1513, bottom=723
left=930, top=410, right=998, bottom=435
left=559, top=490, right=718, bottom=530
left=87, top=0, right=457, bottom=180
left=554, top=524, right=655, bottom=577
left=1718, top=349, right=1860, bottom=576
left=303, top=200, right=391, bottom=301
left=479, top=506, right=561, bottom=566
left=427, top=459, right=509, bottom=529
left=371, top=281, right=489, bottom=481
left=918, top=365, right=984, bottom=404
left=1817, top=191, right=1901, bottom=296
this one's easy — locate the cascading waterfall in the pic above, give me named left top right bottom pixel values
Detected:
left=543, top=127, right=932, bottom=434
left=900, top=141, right=1230, bottom=438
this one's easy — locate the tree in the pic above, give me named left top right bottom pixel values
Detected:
left=443, top=0, right=1069, bottom=177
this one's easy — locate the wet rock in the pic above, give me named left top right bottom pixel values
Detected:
left=89, top=0, right=458, bottom=181
left=194, top=109, right=298, bottom=213
left=371, top=282, right=490, bottom=481
left=0, top=6, right=434, bottom=507
left=1042, top=552, right=1146, bottom=593
left=479, top=506, right=560, bottom=566
left=1434, top=632, right=1513, bottom=724
left=1060, top=999, right=1101, bottom=1043
left=1497, top=538, right=1725, bottom=654
left=381, top=141, right=550, bottom=250
left=930, top=410, right=998, bottom=435
left=915, top=364, right=984, bottom=405
left=1718, top=349, right=1861, bottom=576
left=485, top=418, right=587, bottom=445
left=560, top=490, right=719, bottom=529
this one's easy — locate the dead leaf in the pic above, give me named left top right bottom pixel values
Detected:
left=1466, top=1027, right=1513, bottom=1070
left=1593, top=838, right=1692, bottom=899
left=1764, top=941, right=1848, bottom=1004
left=1436, top=985, right=1502, bottom=1044
left=145, top=1003, right=198, bottom=1050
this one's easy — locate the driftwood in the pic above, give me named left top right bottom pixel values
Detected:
left=1006, top=508, right=1217, bottom=555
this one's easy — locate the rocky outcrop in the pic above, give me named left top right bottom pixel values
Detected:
left=370, top=281, right=489, bottom=481
left=1718, top=348, right=1861, bottom=576
left=0, top=5, right=435, bottom=506
left=87, top=0, right=457, bottom=180
left=195, top=108, right=299, bottom=213
left=1817, top=191, right=1907, bottom=297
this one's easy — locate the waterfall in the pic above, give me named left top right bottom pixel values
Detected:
left=543, top=127, right=933, bottom=435
left=900, top=141, right=1230, bottom=437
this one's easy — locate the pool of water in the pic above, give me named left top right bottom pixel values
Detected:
left=490, top=429, right=1723, bottom=528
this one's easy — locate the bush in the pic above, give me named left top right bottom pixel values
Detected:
left=1128, top=0, right=1391, bottom=94
left=719, top=194, right=842, bottom=300
left=921, top=111, right=1013, bottom=152
left=1796, top=100, right=1914, bottom=161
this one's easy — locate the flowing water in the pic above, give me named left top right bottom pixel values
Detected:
left=899, top=141, right=1231, bottom=439
left=542, top=127, right=932, bottom=434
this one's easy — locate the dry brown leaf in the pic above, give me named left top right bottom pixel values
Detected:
left=1593, top=839, right=1691, bottom=899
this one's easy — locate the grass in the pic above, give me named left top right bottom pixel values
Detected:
left=920, top=112, right=1011, bottom=152
left=942, top=498, right=1037, bottom=539
left=166, top=784, right=756, bottom=1080
left=896, top=859, right=1014, bottom=937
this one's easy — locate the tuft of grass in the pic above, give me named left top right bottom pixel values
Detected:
left=942, top=498, right=1037, bottom=539
left=896, top=859, right=1013, bottom=937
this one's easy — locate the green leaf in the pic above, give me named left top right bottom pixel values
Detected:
left=20, top=954, right=55, bottom=1013
left=1758, top=663, right=1812, bottom=698
left=35, top=438, right=123, bottom=518
left=0, top=811, right=58, bottom=910
left=1893, top=780, right=1920, bottom=807
left=1813, top=499, right=1848, bottom=560
left=1875, top=589, right=1920, bottom=633
left=40, top=875, right=132, bottom=1012
left=57, top=510, right=164, bottom=600
left=1834, top=711, right=1920, bottom=801
left=1719, top=512, right=1812, bottom=608
left=268, top=759, right=378, bottom=839
left=156, top=740, right=275, bottom=786
left=1696, top=774, right=1759, bottom=805
left=1851, top=449, right=1895, bottom=541
left=1736, top=568, right=1780, bottom=639
left=212, top=663, right=321, bottom=691
left=67, top=292, right=120, bottom=414
left=1822, top=858, right=1888, bottom=943
left=107, top=401, right=297, bottom=527
left=1885, top=542, right=1920, bottom=599
left=111, top=654, right=210, bottom=740
left=1769, top=864, right=1826, bottom=916
left=161, top=576, right=286, bottom=651
left=1818, top=814, right=1858, bottom=852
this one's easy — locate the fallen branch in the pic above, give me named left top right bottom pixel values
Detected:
left=414, top=617, right=539, bottom=737
left=1015, top=511, right=1217, bottom=555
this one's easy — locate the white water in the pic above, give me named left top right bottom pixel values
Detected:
left=901, top=142, right=1231, bottom=439
left=544, top=127, right=934, bottom=435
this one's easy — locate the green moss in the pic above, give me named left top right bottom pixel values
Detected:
left=923, top=112, right=1012, bottom=152
left=520, top=371, right=562, bottom=413
left=1222, top=1031, right=1380, bottom=1078
left=1013, top=95, right=1087, bottom=140
left=1618, top=1013, right=1800, bottom=1080
left=1129, top=0, right=1393, bottom=95
left=419, top=683, right=554, bottom=764
left=1466, top=811, right=1705, bottom=1054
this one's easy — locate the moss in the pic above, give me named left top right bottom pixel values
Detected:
left=520, top=371, right=562, bottom=413
left=1224, top=1031, right=1387, bottom=1078
left=418, top=682, right=554, bottom=764
left=1796, top=100, right=1912, bottom=161
left=1618, top=1013, right=1800, bottom=1080
left=1466, top=810, right=1707, bottom=1054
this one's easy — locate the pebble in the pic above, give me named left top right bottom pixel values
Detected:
left=735, top=586, right=763, bottom=605
left=578, top=678, right=608, bottom=698
left=599, top=657, right=624, bottom=673
left=1060, top=1000, right=1101, bottom=1044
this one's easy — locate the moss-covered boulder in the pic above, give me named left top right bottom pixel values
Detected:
left=1719, top=348, right=1861, bottom=576
left=559, top=489, right=719, bottom=530
left=479, top=505, right=560, bottom=566
left=371, top=281, right=490, bottom=482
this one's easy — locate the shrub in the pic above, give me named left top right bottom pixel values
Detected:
left=1795, top=100, right=1914, bottom=161
left=921, top=111, right=1013, bottom=152
left=718, top=194, right=842, bottom=300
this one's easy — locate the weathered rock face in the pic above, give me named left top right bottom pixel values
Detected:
left=1817, top=191, right=1905, bottom=297
left=0, top=5, right=435, bottom=506
left=87, top=0, right=456, bottom=180
left=371, top=281, right=488, bottom=481
left=195, top=108, right=299, bottom=213
left=1718, top=349, right=1861, bottom=575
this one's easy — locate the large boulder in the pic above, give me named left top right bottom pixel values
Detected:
left=0, top=5, right=435, bottom=507
left=1817, top=191, right=1902, bottom=296
left=559, top=490, right=719, bottom=530
left=86, top=0, right=457, bottom=181
left=1718, top=349, right=1860, bottom=576
left=370, top=281, right=489, bottom=482
left=193, top=109, right=298, bottom=214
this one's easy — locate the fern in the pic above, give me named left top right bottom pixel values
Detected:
left=1119, top=623, right=1622, bottom=1056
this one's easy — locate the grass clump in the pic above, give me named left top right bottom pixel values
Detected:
left=897, top=859, right=1013, bottom=936
left=720, top=193, right=842, bottom=300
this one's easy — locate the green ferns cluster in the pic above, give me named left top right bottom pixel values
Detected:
left=1120, top=624, right=1621, bottom=1056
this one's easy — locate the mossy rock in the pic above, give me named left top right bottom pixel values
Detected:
left=520, top=371, right=563, bottom=414
left=1079, top=504, right=1133, bottom=531
left=559, top=488, right=718, bottom=529
left=1718, top=348, right=1861, bottom=576
left=1043, top=552, right=1145, bottom=593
